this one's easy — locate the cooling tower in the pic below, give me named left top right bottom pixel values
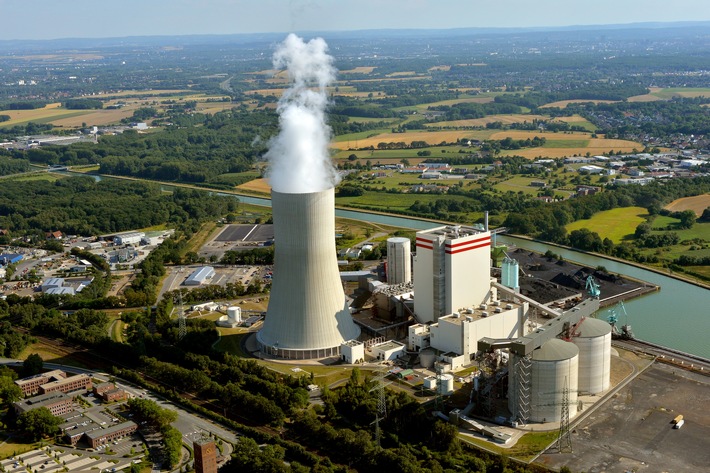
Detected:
left=257, top=188, right=361, bottom=359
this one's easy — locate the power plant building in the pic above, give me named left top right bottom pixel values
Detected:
left=257, top=189, right=361, bottom=359
left=387, top=237, right=411, bottom=284
left=414, top=226, right=492, bottom=323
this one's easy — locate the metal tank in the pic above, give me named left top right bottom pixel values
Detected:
left=226, top=306, right=241, bottom=324
left=572, top=317, right=611, bottom=394
left=439, top=374, right=454, bottom=395
left=509, top=338, right=579, bottom=423
left=387, top=237, right=412, bottom=284
left=257, top=188, right=361, bottom=359
left=419, top=348, right=436, bottom=369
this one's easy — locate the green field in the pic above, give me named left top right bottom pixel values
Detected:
left=542, top=139, right=590, bottom=148
left=652, top=87, right=710, bottom=99
left=335, top=191, right=469, bottom=212
left=566, top=207, right=648, bottom=243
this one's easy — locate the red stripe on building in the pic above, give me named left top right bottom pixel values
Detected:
left=446, top=236, right=490, bottom=249
left=417, top=243, right=433, bottom=250
left=445, top=241, right=491, bottom=254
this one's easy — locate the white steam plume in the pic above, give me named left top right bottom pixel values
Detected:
left=264, top=34, right=339, bottom=194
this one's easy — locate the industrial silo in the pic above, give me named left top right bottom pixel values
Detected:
left=257, top=188, right=361, bottom=359
left=419, top=348, right=436, bottom=369
left=509, top=339, right=579, bottom=423
left=387, top=237, right=411, bottom=284
left=572, top=317, right=611, bottom=394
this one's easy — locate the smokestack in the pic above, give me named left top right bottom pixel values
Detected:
left=257, top=188, right=361, bottom=359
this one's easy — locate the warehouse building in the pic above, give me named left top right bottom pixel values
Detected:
left=184, top=266, right=215, bottom=286
left=113, top=232, right=145, bottom=245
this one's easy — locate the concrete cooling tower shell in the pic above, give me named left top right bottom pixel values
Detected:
left=509, top=338, right=579, bottom=423
left=572, top=317, right=611, bottom=394
left=257, top=188, right=361, bottom=359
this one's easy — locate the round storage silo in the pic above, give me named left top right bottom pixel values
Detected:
left=572, top=317, right=611, bottom=394
left=227, top=306, right=242, bottom=324
left=439, top=374, right=454, bottom=395
left=419, top=348, right=436, bottom=369
left=509, top=339, right=579, bottom=423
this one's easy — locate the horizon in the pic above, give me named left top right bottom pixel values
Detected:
left=1, top=0, right=709, bottom=41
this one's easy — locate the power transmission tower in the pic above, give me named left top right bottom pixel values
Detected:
left=370, top=369, right=390, bottom=447
left=555, top=376, right=572, bottom=453
left=178, top=292, right=187, bottom=340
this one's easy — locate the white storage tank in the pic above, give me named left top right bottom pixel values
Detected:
left=419, top=348, right=436, bottom=369
left=423, top=376, right=437, bottom=390
left=572, top=317, right=611, bottom=394
left=227, top=306, right=242, bottom=324
left=387, top=237, right=412, bottom=284
left=439, top=373, right=454, bottom=395
left=509, top=338, right=579, bottom=423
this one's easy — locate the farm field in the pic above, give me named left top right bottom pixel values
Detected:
left=425, top=114, right=548, bottom=128
left=489, top=131, right=642, bottom=158
left=565, top=206, right=648, bottom=243
left=2, top=92, right=235, bottom=128
left=664, top=194, right=710, bottom=216
left=236, top=178, right=271, bottom=195
left=335, top=191, right=470, bottom=212
left=540, top=99, right=617, bottom=108
left=331, top=130, right=488, bottom=150
left=340, top=66, right=377, bottom=74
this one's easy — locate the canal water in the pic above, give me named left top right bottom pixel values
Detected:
left=62, top=173, right=710, bottom=358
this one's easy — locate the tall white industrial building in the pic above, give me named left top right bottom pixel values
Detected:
left=257, top=188, right=361, bottom=359
left=414, top=226, right=492, bottom=323
left=386, top=237, right=411, bottom=284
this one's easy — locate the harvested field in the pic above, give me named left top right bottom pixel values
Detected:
left=490, top=130, right=592, bottom=141
left=428, top=65, right=451, bottom=71
left=413, top=96, right=494, bottom=110
left=245, top=88, right=286, bottom=97
left=426, top=114, right=547, bottom=128
left=236, top=178, right=271, bottom=195
left=340, top=66, right=376, bottom=74
left=628, top=86, right=663, bottom=102
left=490, top=131, right=642, bottom=158
left=664, top=194, right=710, bottom=216
left=387, top=71, right=417, bottom=77
left=50, top=108, right=136, bottom=127
left=330, top=130, right=482, bottom=150
left=540, top=99, right=617, bottom=108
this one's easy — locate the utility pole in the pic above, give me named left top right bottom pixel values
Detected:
left=555, top=376, right=572, bottom=453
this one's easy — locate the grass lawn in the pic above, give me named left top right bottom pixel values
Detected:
left=461, top=430, right=558, bottom=460
left=566, top=207, right=648, bottom=243
left=0, top=435, right=40, bottom=458
left=494, top=177, right=548, bottom=196
left=10, top=173, right=64, bottom=183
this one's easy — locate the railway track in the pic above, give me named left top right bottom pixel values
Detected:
left=613, top=338, right=710, bottom=374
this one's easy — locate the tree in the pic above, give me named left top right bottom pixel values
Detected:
left=23, top=353, right=43, bottom=376
left=0, top=376, right=22, bottom=407
left=17, top=407, right=62, bottom=441
left=677, top=210, right=696, bottom=229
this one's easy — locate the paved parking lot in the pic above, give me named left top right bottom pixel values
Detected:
left=1, top=445, right=143, bottom=473
left=538, top=362, right=710, bottom=473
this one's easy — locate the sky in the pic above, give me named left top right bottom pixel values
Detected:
left=1, top=0, right=709, bottom=40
